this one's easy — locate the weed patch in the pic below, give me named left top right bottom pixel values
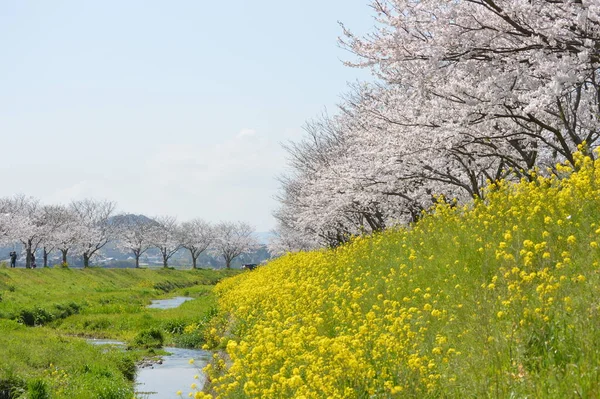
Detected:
left=131, top=328, right=164, bottom=349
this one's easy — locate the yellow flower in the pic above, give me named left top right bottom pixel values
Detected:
left=390, top=386, right=404, bottom=394
left=199, top=151, right=600, bottom=397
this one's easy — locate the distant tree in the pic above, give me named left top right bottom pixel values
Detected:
left=180, top=218, right=214, bottom=269
left=71, top=199, right=116, bottom=267
left=0, top=195, right=45, bottom=268
left=0, top=210, right=10, bottom=247
left=149, top=216, right=182, bottom=268
left=115, top=214, right=156, bottom=268
left=52, top=207, right=83, bottom=265
left=39, top=205, right=73, bottom=267
left=214, top=221, right=258, bottom=269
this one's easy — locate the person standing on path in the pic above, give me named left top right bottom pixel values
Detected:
left=9, top=251, right=16, bottom=268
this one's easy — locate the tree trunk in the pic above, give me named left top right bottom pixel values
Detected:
left=225, top=257, right=231, bottom=269
left=83, top=253, right=90, bottom=268
left=135, top=254, right=140, bottom=268
left=162, top=253, right=168, bottom=268
left=61, top=249, right=68, bottom=264
left=26, top=243, right=32, bottom=269
left=192, top=255, right=197, bottom=269
left=43, top=247, right=48, bottom=268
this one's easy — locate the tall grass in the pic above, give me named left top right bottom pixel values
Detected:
left=203, top=152, right=600, bottom=398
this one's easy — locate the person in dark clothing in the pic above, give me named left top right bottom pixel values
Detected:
left=9, top=251, right=16, bottom=268
left=31, top=254, right=36, bottom=269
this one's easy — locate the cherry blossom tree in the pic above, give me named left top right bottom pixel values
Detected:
left=267, top=223, right=316, bottom=257
left=114, top=214, right=156, bottom=268
left=180, top=218, right=214, bottom=269
left=275, top=109, right=435, bottom=247
left=149, top=216, right=182, bottom=268
left=274, top=1, right=600, bottom=250
left=0, top=198, right=19, bottom=250
left=0, top=195, right=46, bottom=268
left=38, top=205, right=74, bottom=267
left=52, top=208, right=84, bottom=265
left=213, top=221, right=258, bottom=269
left=340, top=0, right=600, bottom=170
left=71, top=199, right=116, bottom=267
left=275, top=114, right=364, bottom=246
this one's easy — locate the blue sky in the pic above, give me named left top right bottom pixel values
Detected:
left=0, top=1, right=373, bottom=231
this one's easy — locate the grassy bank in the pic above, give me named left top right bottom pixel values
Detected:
left=0, top=267, right=239, bottom=398
left=203, top=153, right=600, bottom=398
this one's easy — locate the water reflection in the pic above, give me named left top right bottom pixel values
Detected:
left=147, top=297, right=194, bottom=309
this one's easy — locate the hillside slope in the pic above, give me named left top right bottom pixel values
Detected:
left=205, top=153, right=600, bottom=398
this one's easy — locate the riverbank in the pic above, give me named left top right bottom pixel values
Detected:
left=0, top=267, right=240, bottom=398
left=203, top=156, right=600, bottom=397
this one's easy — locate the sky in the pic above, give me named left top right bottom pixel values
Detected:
left=0, top=1, right=374, bottom=232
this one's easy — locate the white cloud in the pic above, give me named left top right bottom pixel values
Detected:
left=237, top=128, right=256, bottom=138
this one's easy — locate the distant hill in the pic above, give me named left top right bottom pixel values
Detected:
left=107, top=214, right=157, bottom=226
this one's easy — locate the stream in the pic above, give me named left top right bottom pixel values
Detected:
left=87, top=296, right=209, bottom=398
left=136, top=347, right=210, bottom=398
left=147, top=296, right=193, bottom=309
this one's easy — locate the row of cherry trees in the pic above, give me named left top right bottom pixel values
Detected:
left=0, top=195, right=258, bottom=269
left=270, top=0, right=600, bottom=253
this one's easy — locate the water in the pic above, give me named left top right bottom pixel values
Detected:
left=85, top=297, right=207, bottom=398
left=135, top=347, right=210, bottom=399
left=86, top=338, right=126, bottom=347
left=147, top=297, right=194, bottom=309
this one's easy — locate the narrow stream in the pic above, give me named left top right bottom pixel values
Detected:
left=147, top=297, right=193, bottom=309
left=85, top=296, right=209, bottom=398
left=139, top=296, right=209, bottom=398
left=87, top=338, right=126, bottom=347
left=135, top=347, right=210, bottom=399
left=88, top=340, right=210, bottom=399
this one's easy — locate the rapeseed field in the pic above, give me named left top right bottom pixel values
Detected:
left=203, top=152, right=600, bottom=398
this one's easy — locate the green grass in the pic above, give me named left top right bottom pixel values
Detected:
left=0, top=320, right=134, bottom=399
left=0, top=267, right=240, bottom=398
